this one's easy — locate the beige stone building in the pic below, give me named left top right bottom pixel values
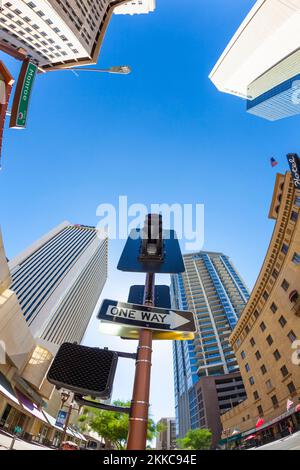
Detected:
left=221, top=172, right=300, bottom=443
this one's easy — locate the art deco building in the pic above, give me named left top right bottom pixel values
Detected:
left=171, top=252, right=250, bottom=440
left=221, top=172, right=300, bottom=442
left=0, top=0, right=126, bottom=70
left=9, top=221, right=108, bottom=354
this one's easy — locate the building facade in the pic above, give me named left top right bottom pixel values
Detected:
left=114, top=0, right=155, bottom=15
left=156, top=417, right=176, bottom=450
left=0, top=222, right=107, bottom=446
left=9, top=221, right=108, bottom=354
left=0, top=0, right=126, bottom=70
left=209, top=0, right=300, bottom=100
left=191, top=372, right=246, bottom=448
left=171, top=252, right=250, bottom=439
left=221, top=172, right=300, bottom=444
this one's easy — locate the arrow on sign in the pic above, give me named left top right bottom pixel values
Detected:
left=106, top=305, right=191, bottom=330
left=98, top=300, right=196, bottom=335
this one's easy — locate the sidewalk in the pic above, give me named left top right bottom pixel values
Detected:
left=0, top=432, right=52, bottom=450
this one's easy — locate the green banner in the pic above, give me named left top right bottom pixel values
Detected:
left=15, top=62, right=37, bottom=128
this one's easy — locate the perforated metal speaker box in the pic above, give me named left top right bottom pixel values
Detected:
left=47, top=343, right=118, bottom=399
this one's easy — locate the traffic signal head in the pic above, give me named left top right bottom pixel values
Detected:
left=139, top=214, right=164, bottom=262
left=47, top=343, right=118, bottom=399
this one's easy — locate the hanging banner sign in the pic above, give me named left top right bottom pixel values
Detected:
left=10, top=60, right=37, bottom=129
left=55, top=410, right=68, bottom=428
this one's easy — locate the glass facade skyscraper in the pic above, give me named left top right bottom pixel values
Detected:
left=171, top=251, right=250, bottom=438
left=9, top=221, right=108, bottom=354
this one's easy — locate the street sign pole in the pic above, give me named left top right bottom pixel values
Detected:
left=127, top=272, right=155, bottom=450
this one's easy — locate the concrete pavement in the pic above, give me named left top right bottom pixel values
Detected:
left=0, top=433, right=52, bottom=450
left=256, top=431, right=300, bottom=450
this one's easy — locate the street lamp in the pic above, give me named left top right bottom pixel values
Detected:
left=65, top=65, right=131, bottom=75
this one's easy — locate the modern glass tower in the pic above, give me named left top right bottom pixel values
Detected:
left=9, top=221, right=108, bottom=354
left=171, top=251, right=250, bottom=438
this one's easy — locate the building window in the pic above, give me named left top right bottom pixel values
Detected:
left=291, top=211, right=298, bottom=222
left=266, top=335, right=273, bottom=346
left=281, top=279, right=290, bottom=291
left=281, top=244, right=289, bottom=255
left=255, top=351, right=261, bottom=360
left=280, top=365, right=289, bottom=378
left=271, top=395, right=279, bottom=409
left=261, top=364, right=267, bottom=375
left=249, top=377, right=255, bottom=386
left=287, top=382, right=297, bottom=396
left=254, top=310, right=260, bottom=319
left=288, top=330, right=297, bottom=343
left=245, top=363, right=250, bottom=373
left=292, top=252, right=300, bottom=265
left=272, top=269, right=279, bottom=279
left=270, top=302, right=278, bottom=313
left=253, top=391, right=259, bottom=401
left=266, top=379, right=273, bottom=391
left=273, top=349, right=281, bottom=361
left=260, top=322, right=266, bottom=332
left=245, top=325, right=250, bottom=335
left=295, top=196, right=300, bottom=207
left=257, top=405, right=264, bottom=417
left=263, top=291, right=269, bottom=301
left=241, top=351, right=246, bottom=360
left=278, top=316, right=287, bottom=328
left=250, top=337, right=256, bottom=347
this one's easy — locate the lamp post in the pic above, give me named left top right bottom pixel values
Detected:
left=60, top=390, right=71, bottom=448
left=59, top=65, right=132, bottom=76
left=59, top=390, right=82, bottom=449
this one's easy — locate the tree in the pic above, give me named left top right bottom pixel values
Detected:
left=177, top=429, right=212, bottom=450
left=78, top=400, right=157, bottom=450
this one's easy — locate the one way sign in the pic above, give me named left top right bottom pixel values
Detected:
left=97, top=300, right=197, bottom=341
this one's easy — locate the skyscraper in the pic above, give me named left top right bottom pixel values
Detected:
left=9, top=221, right=108, bottom=354
left=0, top=0, right=126, bottom=70
left=171, top=251, right=250, bottom=439
left=209, top=0, right=300, bottom=121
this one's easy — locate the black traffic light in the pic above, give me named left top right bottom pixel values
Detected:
left=47, top=343, right=118, bottom=399
left=139, top=214, right=164, bottom=262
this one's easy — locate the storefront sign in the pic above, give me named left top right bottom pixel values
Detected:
left=10, top=60, right=37, bottom=129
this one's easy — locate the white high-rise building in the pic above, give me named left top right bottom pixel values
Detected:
left=171, top=251, right=250, bottom=438
left=0, top=0, right=125, bottom=70
left=114, top=0, right=155, bottom=15
left=9, top=221, right=108, bottom=354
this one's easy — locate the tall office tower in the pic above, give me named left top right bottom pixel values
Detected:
left=114, top=0, right=156, bottom=15
left=0, top=0, right=125, bottom=71
left=9, top=221, right=108, bottom=354
left=171, top=252, right=250, bottom=439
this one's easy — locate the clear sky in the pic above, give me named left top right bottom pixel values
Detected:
left=1, top=0, right=299, bottom=424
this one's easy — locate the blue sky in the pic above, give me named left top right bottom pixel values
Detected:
left=1, top=0, right=299, bottom=424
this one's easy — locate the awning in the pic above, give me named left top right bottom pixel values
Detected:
left=16, top=389, right=47, bottom=423
left=0, top=371, right=19, bottom=405
left=242, top=406, right=299, bottom=437
left=71, top=429, right=87, bottom=442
